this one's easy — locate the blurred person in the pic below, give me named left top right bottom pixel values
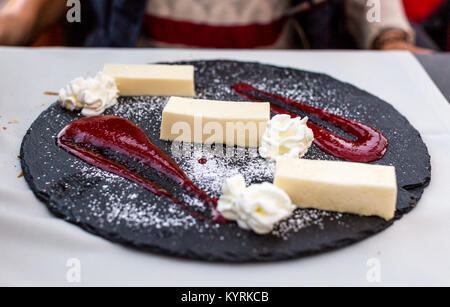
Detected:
left=0, top=0, right=434, bottom=53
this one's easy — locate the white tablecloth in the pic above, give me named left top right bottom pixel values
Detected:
left=0, top=48, right=449, bottom=286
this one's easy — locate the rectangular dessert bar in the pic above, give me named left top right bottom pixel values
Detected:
left=103, top=64, right=195, bottom=96
left=160, top=97, right=270, bottom=147
left=274, top=158, right=397, bottom=220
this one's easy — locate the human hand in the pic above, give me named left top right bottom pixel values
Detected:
left=374, top=29, right=434, bottom=54
left=380, top=40, right=434, bottom=54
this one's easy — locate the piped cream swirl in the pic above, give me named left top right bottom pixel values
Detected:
left=58, top=72, right=119, bottom=116
left=217, top=175, right=295, bottom=235
left=259, top=114, right=314, bottom=160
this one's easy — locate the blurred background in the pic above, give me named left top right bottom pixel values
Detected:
left=0, top=0, right=448, bottom=52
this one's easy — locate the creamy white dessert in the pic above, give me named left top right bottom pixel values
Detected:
left=274, top=158, right=397, bottom=220
left=259, top=114, right=314, bottom=160
left=103, top=64, right=195, bottom=96
left=160, top=97, right=270, bottom=147
left=58, top=71, right=119, bottom=116
left=217, top=175, right=295, bottom=234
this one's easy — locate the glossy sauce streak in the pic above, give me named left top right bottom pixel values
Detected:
left=57, top=115, right=224, bottom=222
left=232, top=83, right=388, bottom=162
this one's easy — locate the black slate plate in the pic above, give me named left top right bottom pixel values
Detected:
left=20, top=60, right=431, bottom=262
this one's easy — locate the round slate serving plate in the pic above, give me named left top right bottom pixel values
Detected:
left=20, top=60, right=431, bottom=262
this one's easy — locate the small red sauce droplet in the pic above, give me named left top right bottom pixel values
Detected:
left=198, top=158, right=207, bottom=164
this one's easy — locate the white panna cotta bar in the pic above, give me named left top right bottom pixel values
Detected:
left=274, top=158, right=397, bottom=220
left=103, top=64, right=195, bottom=96
left=160, top=97, right=270, bottom=147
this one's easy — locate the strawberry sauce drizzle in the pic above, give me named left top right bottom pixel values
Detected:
left=57, top=115, right=223, bottom=222
left=232, top=83, right=388, bottom=162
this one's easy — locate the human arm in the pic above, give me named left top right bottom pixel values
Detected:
left=0, top=0, right=67, bottom=45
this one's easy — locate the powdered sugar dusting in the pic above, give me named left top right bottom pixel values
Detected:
left=273, top=209, right=344, bottom=240
left=173, top=145, right=275, bottom=197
